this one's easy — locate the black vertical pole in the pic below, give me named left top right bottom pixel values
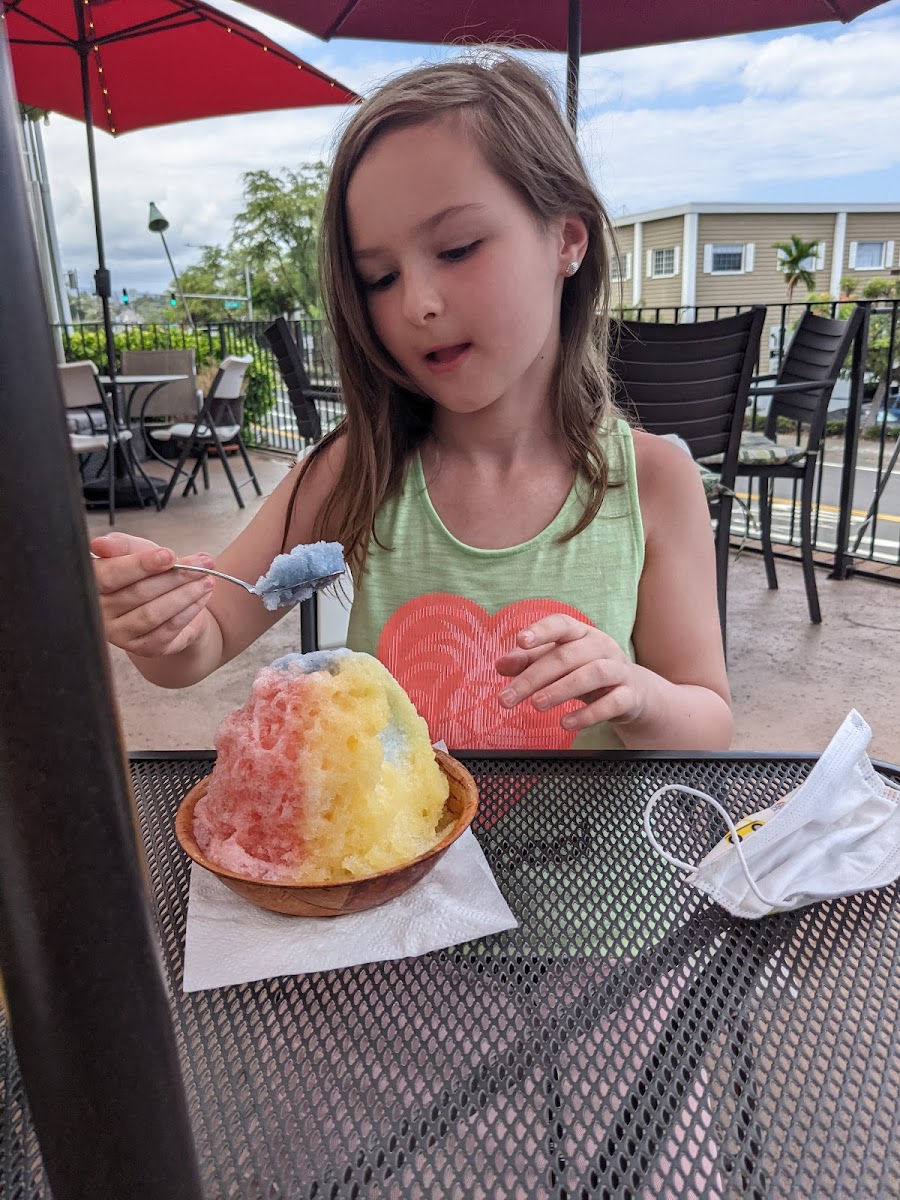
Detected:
left=831, top=303, right=869, bottom=581
left=0, top=27, right=203, bottom=1200
left=75, top=3, right=118, bottom=381
left=565, top=0, right=581, bottom=132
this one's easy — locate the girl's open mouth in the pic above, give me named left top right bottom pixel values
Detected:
left=424, top=343, right=471, bottom=373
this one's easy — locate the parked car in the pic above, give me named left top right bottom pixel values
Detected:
left=871, top=382, right=900, bottom=425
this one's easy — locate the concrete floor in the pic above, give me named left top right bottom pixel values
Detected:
left=86, top=450, right=900, bottom=767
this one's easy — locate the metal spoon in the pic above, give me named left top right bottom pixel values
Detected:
left=89, top=552, right=343, bottom=607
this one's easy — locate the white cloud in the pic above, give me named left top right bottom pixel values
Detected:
left=589, top=90, right=900, bottom=214
left=576, top=14, right=900, bottom=106
left=41, top=105, right=349, bottom=293
left=578, top=39, right=753, bottom=106
left=742, top=21, right=900, bottom=97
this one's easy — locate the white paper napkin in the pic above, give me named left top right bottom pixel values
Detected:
left=182, top=829, right=518, bottom=992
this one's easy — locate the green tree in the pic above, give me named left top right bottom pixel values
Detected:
left=773, top=235, right=820, bottom=302
left=861, top=277, right=893, bottom=301
left=173, top=244, right=248, bottom=324
left=231, top=163, right=328, bottom=318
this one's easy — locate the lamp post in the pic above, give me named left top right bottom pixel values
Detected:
left=147, top=202, right=194, bottom=330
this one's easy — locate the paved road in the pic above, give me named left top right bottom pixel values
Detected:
left=732, top=437, right=900, bottom=563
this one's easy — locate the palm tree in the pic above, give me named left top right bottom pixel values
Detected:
left=773, top=235, right=820, bottom=302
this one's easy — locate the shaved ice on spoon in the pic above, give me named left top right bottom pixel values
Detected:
left=254, top=541, right=344, bottom=610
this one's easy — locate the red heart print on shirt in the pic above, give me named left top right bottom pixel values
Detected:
left=376, top=594, right=595, bottom=750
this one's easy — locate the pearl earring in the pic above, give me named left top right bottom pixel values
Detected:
left=565, top=260, right=580, bottom=277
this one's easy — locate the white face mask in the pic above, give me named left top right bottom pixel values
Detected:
left=643, top=710, right=900, bottom=920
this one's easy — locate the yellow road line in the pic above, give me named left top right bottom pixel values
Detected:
left=735, top=492, right=900, bottom=525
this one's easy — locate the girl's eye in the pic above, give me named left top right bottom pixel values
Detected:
left=365, top=272, right=397, bottom=293
left=440, top=240, right=481, bottom=263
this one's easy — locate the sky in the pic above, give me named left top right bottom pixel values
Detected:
left=27, top=0, right=900, bottom=297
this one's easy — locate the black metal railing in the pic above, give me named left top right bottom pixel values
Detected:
left=57, top=300, right=899, bottom=579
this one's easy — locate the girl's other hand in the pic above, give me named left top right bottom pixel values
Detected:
left=495, top=614, right=645, bottom=733
left=90, top=531, right=216, bottom=658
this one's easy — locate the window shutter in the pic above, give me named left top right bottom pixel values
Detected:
left=887, top=241, right=896, bottom=269
left=625, top=252, right=632, bottom=280
left=815, top=242, right=826, bottom=271
left=673, top=246, right=681, bottom=275
left=848, top=242, right=858, bottom=268
left=703, top=244, right=712, bottom=273
left=744, top=243, right=755, bottom=272
left=647, top=250, right=653, bottom=277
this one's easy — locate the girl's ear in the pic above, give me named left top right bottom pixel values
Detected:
left=558, top=216, right=589, bottom=276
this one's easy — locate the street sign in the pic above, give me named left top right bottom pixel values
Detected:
left=223, top=300, right=243, bottom=309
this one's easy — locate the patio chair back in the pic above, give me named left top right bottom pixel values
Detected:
left=262, top=317, right=323, bottom=442
left=610, top=307, right=766, bottom=491
left=120, top=348, right=201, bottom=420
left=57, top=359, right=105, bottom=410
left=761, top=308, right=864, bottom=453
left=58, top=360, right=113, bottom=440
left=610, top=306, right=767, bottom=647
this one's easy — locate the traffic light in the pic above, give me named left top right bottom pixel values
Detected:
left=170, top=293, right=177, bottom=308
left=121, top=287, right=129, bottom=304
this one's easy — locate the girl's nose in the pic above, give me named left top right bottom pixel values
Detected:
left=401, top=272, right=442, bottom=325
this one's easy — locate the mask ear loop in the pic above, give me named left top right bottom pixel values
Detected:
left=644, top=784, right=779, bottom=910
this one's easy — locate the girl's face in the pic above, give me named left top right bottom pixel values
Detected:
left=346, top=119, right=578, bottom=416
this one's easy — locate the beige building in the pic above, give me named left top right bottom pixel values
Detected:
left=613, top=202, right=900, bottom=363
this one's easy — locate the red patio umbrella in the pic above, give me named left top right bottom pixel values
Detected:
left=242, top=0, right=892, bottom=128
left=2, top=0, right=359, bottom=379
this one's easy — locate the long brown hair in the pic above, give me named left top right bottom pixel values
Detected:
left=284, top=53, right=620, bottom=572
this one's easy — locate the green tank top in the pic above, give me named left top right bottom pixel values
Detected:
left=347, top=418, right=644, bottom=750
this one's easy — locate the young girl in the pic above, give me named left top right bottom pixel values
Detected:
left=91, top=55, right=732, bottom=753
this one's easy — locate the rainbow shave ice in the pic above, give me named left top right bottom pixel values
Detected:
left=193, top=650, right=450, bottom=883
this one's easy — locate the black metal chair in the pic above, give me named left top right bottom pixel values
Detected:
left=261, top=316, right=337, bottom=446
left=730, top=306, right=865, bottom=624
left=610, top=307, right=767, bottom=647
left=157, top=354, right=262, bottom=510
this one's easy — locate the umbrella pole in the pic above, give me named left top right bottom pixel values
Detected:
left=76, top=5, right=118, bottom=388
left=566, top=0, right=581, bottom=132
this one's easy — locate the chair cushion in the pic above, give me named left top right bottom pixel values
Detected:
left=150, top=423, right=240, bottom=442
left=737, top=436, right=808, bottom=467
left=70, top=429, right=132, bottom=453
left=659, top=432, right=727, bottom=498
left=66, top=408, right=108, bottom=435
left=698, top=430, right=808, bottom=469
left=698, top=465, right=727, bottom=499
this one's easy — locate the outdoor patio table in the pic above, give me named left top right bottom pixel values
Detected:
left=3, top=750, right=900, bottom=1198
left=82, top=373, right=189, bottom=511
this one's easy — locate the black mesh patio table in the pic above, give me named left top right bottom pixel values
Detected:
left=3, top=751, right=900, bottom=1199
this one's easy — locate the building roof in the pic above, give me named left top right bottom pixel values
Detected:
left=615, top=201, right=900, bottom=226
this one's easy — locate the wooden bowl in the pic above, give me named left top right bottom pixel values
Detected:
left=174, top=750, right=478, bottom=917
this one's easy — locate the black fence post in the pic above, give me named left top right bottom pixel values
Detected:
left=0, top=28, right=204, bottom=1200
left=831, top=302, right=869, bottom=581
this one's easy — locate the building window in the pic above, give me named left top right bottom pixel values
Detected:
left=648, top=246, right=679, bottom=277
left=610, top=251, right=632, bottom=282
left=712, top=244, right=743, bottom=272
left=849, top=240, right=894, bottom=270
left=703, top=242, right=755, bottom=274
